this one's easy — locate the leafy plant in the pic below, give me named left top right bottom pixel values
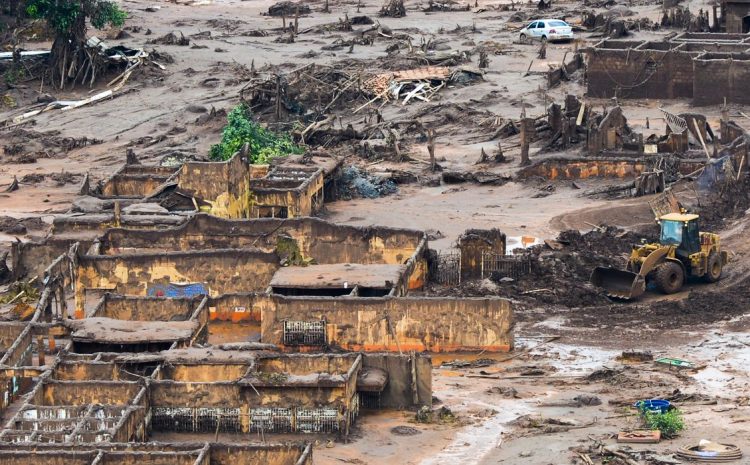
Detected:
left=26, top=0, right=126, bottom=33
left=3, top=67, right=24, bottom=86
left=210, top=104, right=302, bottom=163
left=642, top=408, right=684, bottom=438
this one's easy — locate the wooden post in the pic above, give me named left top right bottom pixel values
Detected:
left=520, top=118, right=531, bottom=166
left=427, top=129, right=436, bottom=172
left=275, top=75, right=282, bottom=121
left=692, top=119, right=711, bottom=160
left=37, top=335, right=45, bottom=366
left=496, top=141, right=505, bottom=162
left=113, top=201, right=121, bottom=227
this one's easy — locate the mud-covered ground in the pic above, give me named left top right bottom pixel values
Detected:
left=3, top=0, right=750, bottom=464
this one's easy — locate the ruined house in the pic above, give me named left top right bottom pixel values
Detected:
left=585, top=34, right=750, bottom=104
left=77, top=153, right=342, bottom=230
left=722, top=0, right=750, bottom=32
left=66, top=214, right=513, bottom=353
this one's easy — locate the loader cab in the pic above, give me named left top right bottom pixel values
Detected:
left=658, top=213, right=701, bottom=255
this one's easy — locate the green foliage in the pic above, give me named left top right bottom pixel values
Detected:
left=3, top=67, right=24, bottom=86
left=26, top=0, right=126, bottom=34
left=276, top=235, right=315, bottom=267
left=641, top=408, right=684, bottom=438
left=90, top=1, right=126, bottom=29
left=210, top=104, right=302, bottom=164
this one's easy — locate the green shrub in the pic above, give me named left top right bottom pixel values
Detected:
left=3, top=67, right=24, bottom=86
left=210, top=104, right=302, bottom=163
left=26, top=0, right=126, bottom=34
left=642, top=408, right=684, bottom=438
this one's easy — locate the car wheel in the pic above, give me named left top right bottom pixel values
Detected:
left=520, top=33, right=527, bottom=43
left=541, top=35, right=548, bottom=43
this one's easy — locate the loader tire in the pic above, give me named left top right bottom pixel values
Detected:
left=704, top=251, right=722, bottom=283
left=654, top=261, right=683, bottom=294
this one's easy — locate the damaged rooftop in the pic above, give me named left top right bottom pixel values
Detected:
left=2, top=0, right=750, bottom=463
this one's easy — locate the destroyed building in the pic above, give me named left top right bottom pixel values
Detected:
left=721, top=0, right=750, bottom=32
left=82, top=153, right=342, bottom=223
left=0, top=175, right=514, bottom=456
left=585, top=34, right=750, bottom=104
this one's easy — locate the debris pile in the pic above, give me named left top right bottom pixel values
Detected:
left=422, top=1, right=471, bottom=12
left=362, top=66, right=482, bottom=106
left=380, top=0, right=407, bottom=17
left=336, top=165, right=398, bottom=200
left=241, top=64, right=365, bottom=122
left=426, top=225, right=654, bottom=307
left=268, top=1, right=311, bottom=17
left=147, top=31, right=190, bottom=46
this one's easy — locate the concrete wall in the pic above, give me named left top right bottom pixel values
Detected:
left=52, top=213, right=185, bottom=239
left=74, top=249, right=279, bottom=316
left=0, top=323, right=26, bottom=353
left=586, top=39, right=750, bottom=104
left=100, top=215, right=426, bottom=266
left=149, top=381, right=353, bottom=425
left=693, top=53, right=750, bottom=105
left=90, top=294, right=201, bottom=321
left=518, top=158, right=647, bottom=180
left=100, top=165, right=177, bottom=198
left=0, top=444, right=312, bottom=465
left=208, top=444, right=312, bottom=465
left=249, top=168, right=325, bottom=218
left=362, top=353, right=431, bottom=409
left=39, top=381, right=141, bottom=405
left=262, top=296, right=514, bottom=352
left=725, top=2, right=750, bottom=32
left=178, top=154, right=251, bottom=219
left=9, top=238, right=86, bottom=282
left=207, top=293, right=265, bottom=322
left=585, top=42, right=688, bottom=99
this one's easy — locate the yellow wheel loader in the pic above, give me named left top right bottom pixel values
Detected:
left=591, top=213, right=728, bottom=299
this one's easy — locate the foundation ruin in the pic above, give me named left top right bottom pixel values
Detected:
left=0, top=155, right=514, bottom=460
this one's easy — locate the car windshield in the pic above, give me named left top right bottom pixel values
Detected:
left=660, top=220, right=683, bottom=246
left=549, top=20, right=568, bottom=26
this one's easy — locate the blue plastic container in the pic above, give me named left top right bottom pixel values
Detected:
left=634, top=399, right=671, bottom=414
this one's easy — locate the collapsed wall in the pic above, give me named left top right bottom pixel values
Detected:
left=0, top=442, right=312, bottom=465
left=585, top=35, right=750, bottom=104
left=262, top=295, right=514, bottom=352
left=74, top=249, right=279, bottom=316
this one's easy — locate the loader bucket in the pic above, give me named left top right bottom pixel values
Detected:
left=590, top=267, right=646, bottom=300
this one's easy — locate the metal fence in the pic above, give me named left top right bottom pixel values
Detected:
left=481, top=252, right=532, bottom=280
left=429, top=252, right=461, bottom=286
left=151, top=406, right=350, bottom=434
left=283, top=320, right=326, bottom=346
left=151, top=407, right=242, bottom=433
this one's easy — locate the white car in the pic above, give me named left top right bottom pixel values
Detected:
left=519, top=19, right=574, bottom=43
